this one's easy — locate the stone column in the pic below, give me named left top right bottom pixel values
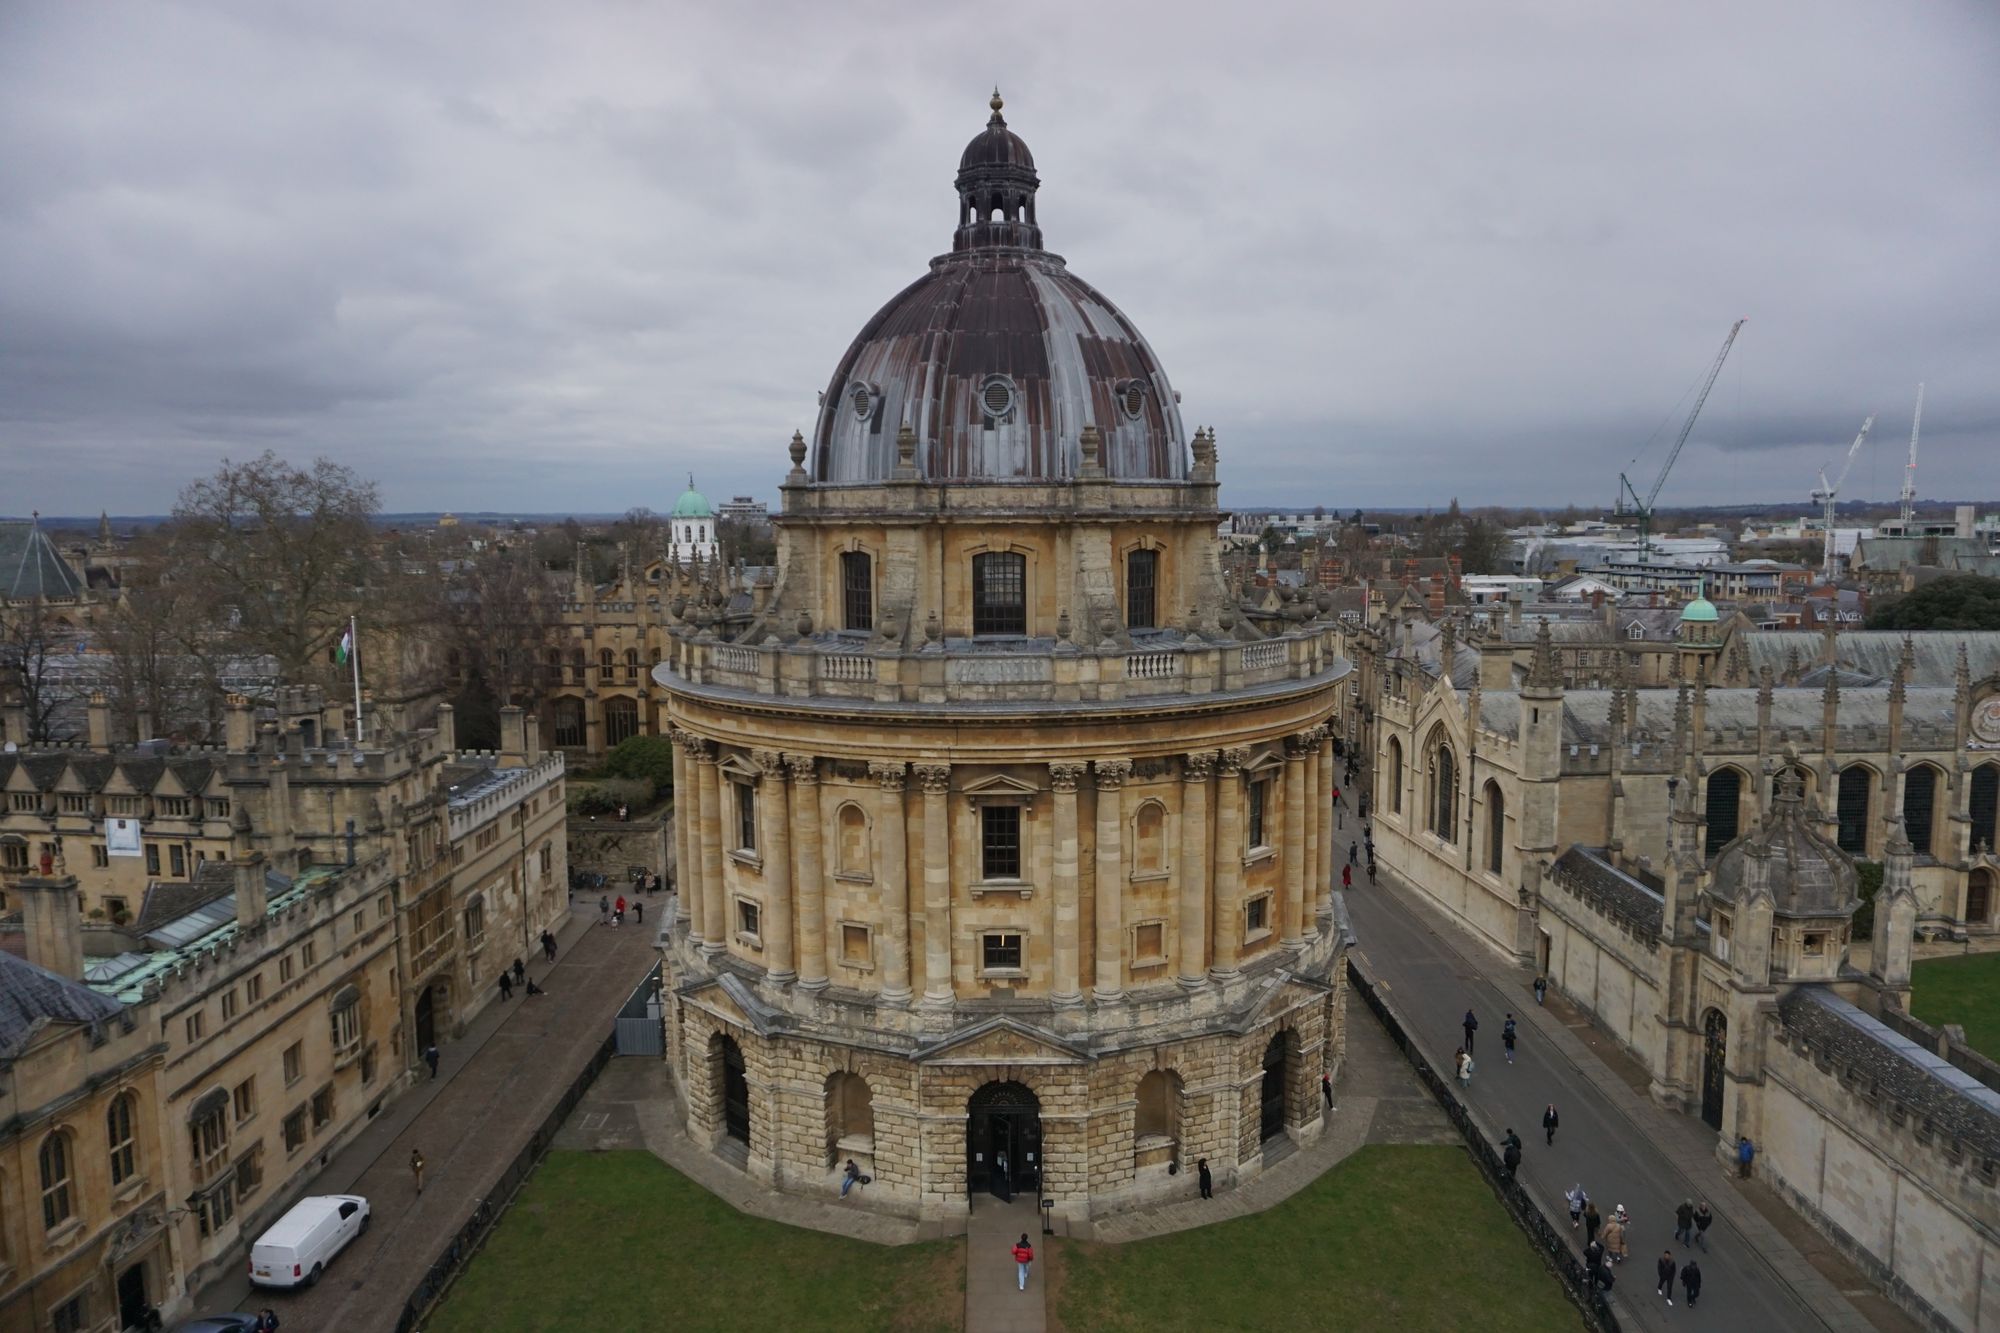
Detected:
left=753, top=751, right=795, bottom=983
left=1282, top=734, right=1312, bottom=947
left=786, top=755, right=827, bottom=989
left=1178, top=752, right=1215, bottom=987
left=1316, top=726, right=1335, bottom=917
left=871, top=762, right=912, bottom=1005
left=1093, top=760, right=1132, bottom=1002
left=1050, top=763, right=1087, bottom=1007
left=671, top=729, right=702, bottom=941
left=693, top=738, right=726, bottom=955
left=1211, top=748, right=1248, bottom=980
left=915, top=764, right=955, bottom=1007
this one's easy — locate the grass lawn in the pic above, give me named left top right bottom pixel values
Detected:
left=1051, top=1144, right=1584, bottom=1333
left=1912, top=952, right=2000, bottom=1060
left=427, top=1151, right=963, bottom=1333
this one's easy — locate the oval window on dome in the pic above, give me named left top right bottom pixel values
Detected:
left=981, top=375, right=1016, bottom=420
left=1120, top=380, right=1146, bottom=420
left=850, top=383, right=874, bottom=421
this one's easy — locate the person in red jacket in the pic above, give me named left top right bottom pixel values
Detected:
left=1011, top=1234, right=1034, bottom=1291
left=614, top=894, right=626, bottom=928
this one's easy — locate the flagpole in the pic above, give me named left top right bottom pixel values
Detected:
left=349, top=615, right=365, bottom=744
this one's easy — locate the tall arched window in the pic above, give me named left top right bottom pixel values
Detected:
left=1905, top=765, right=1940, bottom=857
left=841, top=551, right=873, bottom=632
left=604, top=696, right=639, bottom=748
left=1134, top=1068, right=1183, bottom=1164
left=1387, top=737, right=1404, bottom=815
left=1704, top=768, right=1743, bottom=857
left=552, top=698, right=585, bottom=748
left=972, top=552, right=1027, bottom=636
left=1836, top=765, right=1874, bottom=856
left=1132, top=801, right=1166, bottom=876
left=824, top=1071, right=874, bottom=1165
left=1484, top=781, right=1505, bottom=876
left=39, top=1132, right=73, bottom=1230
left=624, top=648, right=640, bottom=682
left=1430, top=742, right=1457, bottom=842
left=1971, top=764, right=1999, bottom=856
left=835, top=803, right=871, bottom=879
left=107, top=1094, right=137, bottom=1187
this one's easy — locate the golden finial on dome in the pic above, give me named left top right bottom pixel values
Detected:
left=990, top=87, right=1003, bottom=113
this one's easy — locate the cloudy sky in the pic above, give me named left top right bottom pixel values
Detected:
left=3, top=1, right=1996, bottom=517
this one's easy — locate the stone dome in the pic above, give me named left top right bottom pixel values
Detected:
left=1708, top=774, right=1859, bottom=919
left=811, top=94, right=1188, bottom=487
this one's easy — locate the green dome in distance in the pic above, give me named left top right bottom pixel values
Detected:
left=1680, top=579, right=1718, bottom=623
left=671, top=476, right=711, bottom=519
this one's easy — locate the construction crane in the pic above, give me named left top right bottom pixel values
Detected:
left=1809, top=414, right=1874, bottom=583
left=1616, top=318, right=1747, bottom=562
left=1899, top=382, right=1925, bottom=526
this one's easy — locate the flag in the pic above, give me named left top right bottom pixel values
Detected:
left=336, top=626, right=354, bottom=666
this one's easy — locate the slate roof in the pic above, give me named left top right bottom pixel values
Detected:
left=0, top=949, right=129, bottom=1060
left=0, top=521, right=85, bottom=599
left=1778, top=987, right=2000, bottom=1164
left=1549, top=846, right=1664, bottom=939
left=1739, top=631, right=2000, bottom=687
left=135, top=869, right=234, bottom=935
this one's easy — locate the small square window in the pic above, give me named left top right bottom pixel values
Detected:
left=1133, top=921, right=1166, bottom=964
left=736, top=899, right=761, bottom=940
left=1245, top=895, right=1270, bottom=937
left=91, top=844, right=109, bottom=869
left=1802, top=932, right=1826, bottom=957
left=282, top=1108, right=307, bottom=1154
left=233, top=1077, right=257, bottom=1124
left=234, top=1146, right=263, bottom=1201
left=282, top=1041, right=303, bottom=1087
left=981, top=932, right=1024, bottom=974
left=184, top=1011, right=204, bottom=1043
left=840, top=923, right=872, bottom=967
left=279, top=955, right=295, bottom=984
left=51, top=1294, right=86, bottom=1333
left=220, top=988, right=238, bottom=1021
left=301, top=941, right=316, bottom=967
left=311, top=1085, right=334, bottom=1131
left=245, top=973, right=263, bottom=1003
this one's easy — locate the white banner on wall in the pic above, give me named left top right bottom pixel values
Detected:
left=106, top=818, right=143, bottom=857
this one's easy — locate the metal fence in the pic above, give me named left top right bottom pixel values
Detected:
left=394, top=1031, right=617, bottom=1332
left=1347, top=955, right=1622, bottom=1331
left=614, top=961, right=665, bottom=1056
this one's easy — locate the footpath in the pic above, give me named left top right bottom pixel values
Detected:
left=191, top=895, right=659, bottom=1327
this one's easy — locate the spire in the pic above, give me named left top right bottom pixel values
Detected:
left=1525, top=619, right=1561, bottom=691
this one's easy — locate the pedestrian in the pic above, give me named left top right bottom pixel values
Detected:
left=1584, top=1201, right=1601, bottom=1248
left=1604, top=1205, right=1628, bottom=1264
left=618, top=803, right=628, bottom=821
left=1197, top=1158, right=1213, bottom=1199
left=1583, top=1240, right=1605, bottom=1287
left=1533, top=975, right=1547, bottom=1005
left=1693, top=1200, right=1713, bottom=1249
left=841, top=1158, right=863, bottom=1198
left=410, top=1148, right=426, bottom=1196
left=1680, top=1258, right=1702, bottom=1307
left=542, top=929, right=557, bottom=962
left=599, top=894, right=611, bottom=924
left=1737, top=1135, right=1755, bottom=1179
left=424, top=1044, right=440, bottom=1079
left=1595, top=1257, right=1616, bottom=1292
left=1502, top=1014, right=1517, bottom=1064
left=635, top=898, right=645, bottom=924
left=1011, top=1234, right=1034, bottom=1292
left=1454, top=1048, right=1473, bottom=1087
left=253, top=1311, right=279, bottom=1333
left=1565, top=1183, right=1587, bottom=1229
left=1462, top=1009, right=1478, bottom=1053
left=1543, top=1103, right=1559, bottom=1145
left=1348, top=840, right=1358, bottom=866
left=615, top=894, right=626, bottom=927
left=1331, top=785, right=1341, bottom=809
left=525, top=977, right=546, bottom=995
left=1321, top=1071, right=1333, bottom=1108
left=1341, top=863, right=1352, bottom=890
left=1656, top=1250, right=1677, bottom=1306
left=512, top=958, right=526, bottom=986
left=1502, top=1138, right=1522, bottom=1179
left=1674, top=1199, right=1695, bottom=1246
left=498, top=971, right=513, bottom=1002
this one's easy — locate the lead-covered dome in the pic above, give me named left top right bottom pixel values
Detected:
left=812, top=94, right=1188, bottom=486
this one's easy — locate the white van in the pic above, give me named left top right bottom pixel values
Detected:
left=248, top=1194, right=370, bottom=1288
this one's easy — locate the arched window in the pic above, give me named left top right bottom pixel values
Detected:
left=624, top=648, right=639, bottom=682
left=1905, top=765, right=1940, bottom=857
left=1485, top=780, right=1505, bottom=876
left=1387, top=737, right=1404, bottom=815
left=1836, top=765, right=1874, bottom=856
left=1429, top=741, right=1457, bottom=842
left=597, top=648, right=614, bottom=674
left=604, top=696, right=639, bottom=748
left=835, top=803, right=871, bottom=879
left=1126, top=549, right=1158, bottom=630
left=568, top=647, right=585, bottom=682
left=972, top=552, right=1027, bottom=636
left=1704, top=768, right=1743, bottom=857
left=841, top=551, right=873, bottom=632
left=39, top=1132, right=73, bottom=1230
left=1132, top=801, right=1166, bottom=876
left=551, top=698, right=584, bottom=748
left=107, top=1093, right=137, bottom=1187
left=1971, top=764, right=2000, bottom=857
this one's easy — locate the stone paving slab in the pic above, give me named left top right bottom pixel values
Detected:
left=967, top=1197, right=1044, bottom=1333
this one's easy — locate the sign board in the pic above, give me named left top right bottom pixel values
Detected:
left=106, top=818, right=143, bottom=857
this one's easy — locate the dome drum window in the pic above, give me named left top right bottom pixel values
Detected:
left=850, top=382, right=877, bottom=422
left=1119, top=380, right=1147, bottom=420
left=980, top=375, right=1017, bottom=423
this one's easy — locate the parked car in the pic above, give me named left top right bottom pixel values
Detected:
left=169, top=1317, right=258, bottom=1333
left=248, top=1194, right=370, bottom=1288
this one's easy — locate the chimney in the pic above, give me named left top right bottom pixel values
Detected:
left=225, top=694, right=256, bottom=752
left=87, top=692, right=110, bottom=748
left=135, top=706, right=155, bottom=742
left=322, top=700, right=346, bottom=745
left=523, top=712, right=542, bottom=762
left=499, top=705, right=527, bottom=765
left=436, top=702, right=457, bottom=753
left=265, top=750, right=296, bottom=871
left=1591, top=588, right=1604, bottom=612
left=16, top=874, right=84, bottom=979
left=231, top=804, right=267, bottom=930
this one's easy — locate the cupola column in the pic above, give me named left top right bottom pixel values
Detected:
left=1093, top=761, right=1132, bottom=1002
left=915, top=764, right=955, bottom=1006
left=1050, top=764, right=1086, bottom=1006
left=871, top=763, right=912, bottom=1005
left=1178, top=753, right=1215, bottom=986
left=786, top=755, right=828, bottom=989
left=1211, top=749, right=1249, bottom=979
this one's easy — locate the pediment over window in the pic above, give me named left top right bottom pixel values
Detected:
left=961, top=773, right=1040, bottom=806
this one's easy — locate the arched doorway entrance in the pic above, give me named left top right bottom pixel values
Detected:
left=966, top=1081, right=1040, bottom=1203
left=714, top=1035, right=750, bottom=1145
left=1260, top=1031, right=1292, bottom=1142
left=1700, top=1010, right=1728, bottom=1130
left=1969, top=868, right=1995, bottom=928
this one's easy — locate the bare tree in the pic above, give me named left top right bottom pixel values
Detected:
left=0, top=596, right=78, bottom=743
left=440, top=546, right=563, bottom=749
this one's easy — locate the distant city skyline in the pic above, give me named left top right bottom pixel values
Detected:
left=3, top=2, right=1996, bottom=515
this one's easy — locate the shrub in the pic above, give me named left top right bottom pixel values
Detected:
left=1853, top=860, right=1883, bottom=938
left=600, top=735, right=676, bottom=799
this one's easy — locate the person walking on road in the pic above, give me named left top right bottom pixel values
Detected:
left=1680, top=1258, right=1702, bottom=1307
left=1674, top=1199, right=1695, bottom=1246
left=1533, top=975, right=1547, bottom=1005
left=512, top=958, right=526, bottom=987
left=1583, top=1200, right=1602, bottom=1248
left=410, top=1148, right=426, bottom=1196
left=1693, top=1200, right=1713, bottom=1249
left=599, top=894, right=611, bottom=924
left=1454, top=1048, right=1473, bottom=1087
left=498, top=971, right=513, bottom=1002
left=424, top=1044, right=440, bottom=1079
left=1502, top=1013, right=1517, bottom=1064
left=1341, top=863, right=1352, bottom=890
left=614, top=894, right=626, bottom=927
left=1462, top=1009, right=1479, bottom=1053
left=1348, top=840, right=1358, bottom=866
left=1656, top=1251, right=1677, bottom=1306
left=1737, top=1135, right=1756, bottom=1179
left=1565, top=1184, right=1587, bottom=1230
left=1321, top=1071, right=1333, bottom=1109
left=1543, top=1104, right=1559, bottom=1145
left=1603, top=1206, right=1629, bottom=1264
left=1502, top=1136, right=1522, bottom=1180
left=541, top=929, right=557, bottom=963
left=1197, top=1158, right=1213, bottom=1199
left=1583, top=1240, right=1605, bottom=1289
left=634, top=897, right=644, bottom=924
left=1011, top=1234, right=1035, bottom=1292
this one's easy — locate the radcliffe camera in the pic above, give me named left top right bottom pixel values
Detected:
left=3, top=5, right=1997, bottom=1333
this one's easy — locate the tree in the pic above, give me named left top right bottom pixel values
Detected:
left=598, top=734, right=676, bottom=800
left=169, top=452, right=382, bottom=684
left=1454, top=517, right=1509, bottom=575
left=439, top=546, right=561, bottom=749
left=0, top=597, right=77, bottom=743
left=1868, top=575, right=2000, bottom=632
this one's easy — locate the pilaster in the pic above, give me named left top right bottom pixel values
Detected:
left=1178, top=752, right=1214, bottom=987
left=872, top=761, right=912, bottom=1005
left=1093, top=759, right=1132, bottom=1002
left=754, top=750, right=795, bottom=983
left=786, top=754, right=828, bottom=989
left=1050, top=763, right=1086, bottom=1006
left=915, top=763, right=954, bottom=1007
left=1211, top=748, right=1248, bottom=980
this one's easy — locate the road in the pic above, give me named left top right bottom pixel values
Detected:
left=1346, top=882, right=1873, bottom=1332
